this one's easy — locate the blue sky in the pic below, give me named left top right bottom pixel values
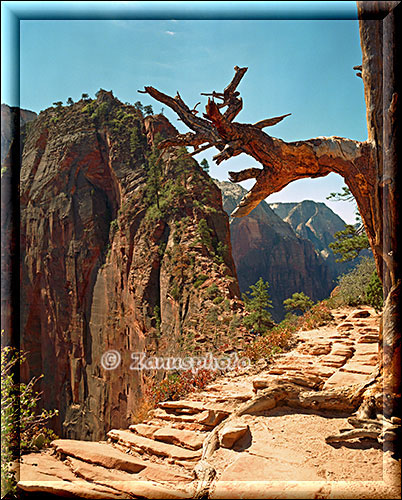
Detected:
left=3, top=2, right=367, bottom=223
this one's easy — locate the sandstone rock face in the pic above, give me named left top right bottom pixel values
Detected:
left=1, top=103, right=37, bottom=164
left=19, top=92, right=240, bottom=440
left=1, top=104, right=37, bottom=343
left=269, top=200, right=370, bottom=281
left=216, top=181, right=333, bottom=320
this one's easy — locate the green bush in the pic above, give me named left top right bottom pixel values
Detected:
left=365, top=270, right=383, bottom=312
left=197, top=219, right=212, bottom=248
left=242, top=277, right=274, bottom=335
left=213, top=296, right=224, bottom=305
left=205, top=283, right=219, bottom=299
left=1, top=337, right=59, bottom=497
left=283, top=292, right=314, bottom=314
left=337, top=256, right=377, bottom=306
left=194, top=274, right=208, bottom=288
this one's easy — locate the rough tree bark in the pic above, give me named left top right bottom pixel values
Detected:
left=139, top=2, right=401, bottom=422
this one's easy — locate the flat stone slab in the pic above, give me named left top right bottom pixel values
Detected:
left=158, top=400, right=205, bottom=412
left=66, top=457, right=192, bottom=496
left=19, top=452, right=78, bottom=482
left=214, top=453, right=321, bottom=482
left=18, top=479, right=126, bottom=499
left=107, top=429, right=201, bottom=460
left=51, top=440, right=147, bottom=473
left=354, top=343, right=378, bottom=355
left=129, top=423, right=159, bottom=438
left=340, top=362, right=376, bottom=375
left=323, top=370, right=371, bottom=389
left=151, top=408, right=209, bottom=423
left=320, top=354, right=348, bottom=367
left=351, top=354, right=378, bottom=366
left=152, top=427, right=205, bottom=450
left=68, top=459, right=191, bottom=498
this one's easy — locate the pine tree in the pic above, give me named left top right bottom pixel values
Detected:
left=200, top=158, right=209, bottom=173
left=242, top=277, right=274, bottom=335
left=283, top=292, right=314, bottom=313
left=329, top=225, right=370, bottom=262
left=327, top=186, right=370, bottom=262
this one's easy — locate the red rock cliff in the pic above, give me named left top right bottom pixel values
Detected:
left=19, top=92, right=240, bottom=440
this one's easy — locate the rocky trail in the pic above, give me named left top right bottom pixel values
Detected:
left=16, top=306, right=401, bottom=499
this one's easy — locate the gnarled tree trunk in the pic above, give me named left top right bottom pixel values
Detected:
left=139, top=2, right=401, bottom=422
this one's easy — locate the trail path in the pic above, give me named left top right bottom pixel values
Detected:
left=17, top=306, right=401, bottom=499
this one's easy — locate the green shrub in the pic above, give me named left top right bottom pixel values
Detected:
left=194, top=274, right=208, bottom=288
left=283, top=292, right=314, bottom=314
left=171, top=283, right=180, bottom=300
left=213, top=296, right=224, bottom=305
left=1, top=337, right=59, bottom=497
left=205, top=283, right=219, bottom=299
left=365, top=270, right=383, bottom=312
left=197, top=219, right=212, bottom=248
left=337, top=256, right=377, bottom=306
left=242, top=277, right=274, bottom=335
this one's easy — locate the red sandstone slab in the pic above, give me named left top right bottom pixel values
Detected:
left=107, top=429, right=201, bottom=460
left=340, top=362, right=376, bottom=375
left=51, top=440, right=147, bottom=473
left=18, top=479, right=125, bottom=499
left=66, top=457, right=190, bottom=499
left=323, top=371, right=371, bottom=388
left=152, top=427, right=205, bottom=450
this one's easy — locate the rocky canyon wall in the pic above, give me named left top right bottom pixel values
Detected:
left=17, top=92, right=240, bottom=440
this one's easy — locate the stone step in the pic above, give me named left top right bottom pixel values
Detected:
left=150, top=408, right=210, bottom=423
left=323, top=370, right=373, bottom=389
left=129, top=423, right=160, bottom=439
left=253, top=372, right=323, bottom=391
left=19, top=451, right=79, bottom=482
left=51, top=439, right=147, bottom=473
left=152, top=427, right=205, bottom=450
left=107, top=429, right=202, bottom=461
left=158, top=400, right=205, bottom=413
left=340, top=362, right=376, bottom=375
left=130, top=423, right=205, bottom=450
left=18, top=479, right=125, bottom=499
left=66, top=457, right=191, bottom=499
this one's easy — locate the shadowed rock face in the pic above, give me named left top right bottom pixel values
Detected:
left=216, top=181, right=334, bottom=321
left=1, top=104, right=37, bottom=164
left=17, top=92, right=240, bottom=440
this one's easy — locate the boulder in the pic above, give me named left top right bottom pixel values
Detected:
left=219, top=423, right=250, bottom=448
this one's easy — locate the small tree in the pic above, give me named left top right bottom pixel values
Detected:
left=366, top=270, right=383, bottom=312
left=327, top=186, right=370, bottom=262
left=200, top=158, right=210, bottom=173
left=143, top=104, right=154, bottom=116
left=242, top=277, right=274, bottom=335
left=81, top=93, right=90, bottom=100
left=66, top=97, right=74, bottom=106
left=52, top=101, right=63, bottom=108
left=197, top=219, right=212, bottom=248
left=329, top=225, right=370, bottom=262
left=134, top=101, right=144, bottom=113
left=145, top=146, right=162, bottom=209
left=1, top=336, right=58, bottom=497
left=283, top=292, right=314, bottom=314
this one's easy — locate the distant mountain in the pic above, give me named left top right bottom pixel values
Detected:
left=216, top=181, right=335, bottom=321
left=269, top=200, right=356, bottom=279
left=1, top=103, right=37, bottom=164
